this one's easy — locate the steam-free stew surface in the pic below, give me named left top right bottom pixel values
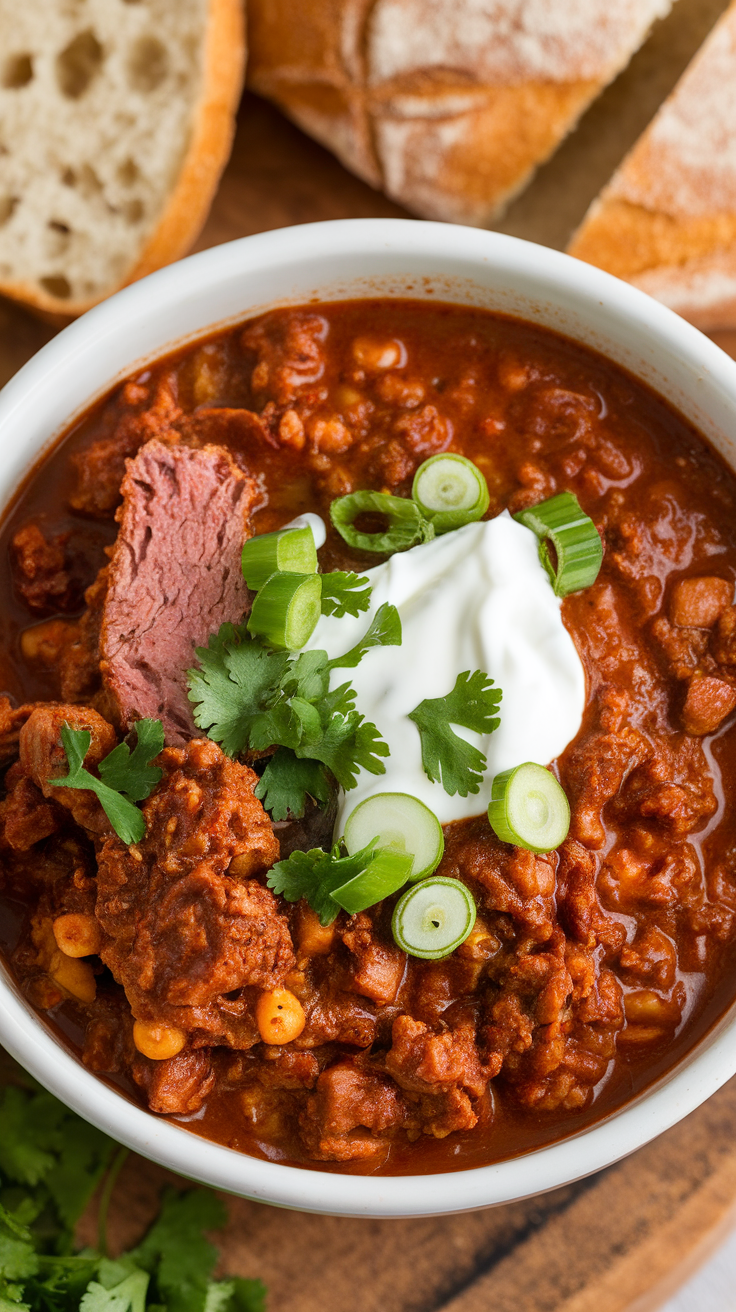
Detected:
left=2, top=300, right=736, bottom=1174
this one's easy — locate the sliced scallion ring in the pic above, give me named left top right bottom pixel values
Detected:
left=392, top=877, right=476, bottom=960
left=330, top=490, right=433, bottom=554
left=247, top=572, right=322, bottom=650
left=331, top=849, right=414, bottom=915
left=343, top=792, right=444, bottom=882
left=241, top=525, right=317, bottom=591
left=488, top=762, right=570, bottom=854
left=513, top=491, right=602, bottom=597
left=412, top=454, right=490, bottom=534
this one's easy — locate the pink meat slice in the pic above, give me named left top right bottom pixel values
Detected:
left=101, top=440, right=259, bottom=744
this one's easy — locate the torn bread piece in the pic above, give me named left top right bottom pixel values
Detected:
left=569, top=0, right=736, bottom=331
left=0, top=0, right=244, bottom=318
left=246, top=0, right=673, bottom=227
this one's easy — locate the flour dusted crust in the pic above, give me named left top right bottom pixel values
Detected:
left=569, top=1, right=736, bottom=330
left=0, top=0, right=244, bottom=317
left=246, top=0, right=673, bottom=227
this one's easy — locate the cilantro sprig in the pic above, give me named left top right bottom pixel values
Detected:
left=267, top=840, right=380, bottom=925
left=49, top=720, right=164, bottom=845
left=188, top=604, right=401, bottom=818
left=0, top=1057, right=266, bottom=1311
left=408, top=670, right=502, bottom=797
left=319, top=571, right=371, bottom=618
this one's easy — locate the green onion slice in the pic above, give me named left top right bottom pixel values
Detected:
left=392, top=877, right=476, bottom=960
left=242, top=525, right=318, bottom=591
left=412, top=454, right=490, bottom=534
left=488, top=762, right=570, bottom=854
left=247, top=572, right=322, bottom=650
left=331, top=849, right=414, bottom=915
left=513, top=491, right=602, bottom=597
left=330, top=490, right=434, bottom=554
left=343, top=792, right=444, bottom=882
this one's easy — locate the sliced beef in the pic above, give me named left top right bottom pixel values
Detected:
left=100, top=441, right=259, bottom=745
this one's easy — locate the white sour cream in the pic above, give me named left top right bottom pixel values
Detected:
left=305, top=514, right=586, bottom=829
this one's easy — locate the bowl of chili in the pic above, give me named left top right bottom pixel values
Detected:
left=1, top=218, right=736, bottom=1216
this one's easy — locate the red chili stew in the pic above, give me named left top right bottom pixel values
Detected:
left=2, top=299, right=736, bottom=1176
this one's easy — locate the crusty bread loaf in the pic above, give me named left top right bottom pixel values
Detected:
left=0, top=0, right=244, bottom=318
left=246, top=0, right=674, bottom=228
left=569, top=0, right=736, bottom=331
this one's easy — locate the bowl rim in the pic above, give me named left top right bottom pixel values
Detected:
left=3, top=217, right=736, bottom=1218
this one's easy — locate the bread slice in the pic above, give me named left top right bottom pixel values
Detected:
left=246, top=0, right=674, bottom=227
left=569, top=1, right=736, bottom=331
left=0, top=0, right=245, bottom=318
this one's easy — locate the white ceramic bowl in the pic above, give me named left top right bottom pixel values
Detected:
left=2, top=219, right=736, bottom=1218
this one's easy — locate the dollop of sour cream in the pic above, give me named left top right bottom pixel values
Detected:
left=304, top=513, right=586, bottom=830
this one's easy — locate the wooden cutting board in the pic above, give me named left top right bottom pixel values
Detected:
left=4, top=9, right=736, bottom=1300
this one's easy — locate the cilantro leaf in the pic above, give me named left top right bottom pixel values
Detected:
left=79, top=1268, right=149, bottom=1311
left=408, top=670, right=502, bottom=797
left=187, top=608, right=399, bottom=813
left=131, top=1188, right=226, bottom=1312
left=48, top=722, right=165, bottom=846
left=306, top=704, right=389, bottom=790
left=188, top=624, right=290, bottom=757
left=97, top=720, right=164, bottom=802
left=206, top=1278, right=267, bottom=1312
left=267, top=841, right=379, bottom=925
left=320, top=571, right=371, bottom=618
left=254, top=749, right=332, bottom=821
left=326, top=602, right=402, bottom=670
left=0, top=1057, right=267, bottom=1312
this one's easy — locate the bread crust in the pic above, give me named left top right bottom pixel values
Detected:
left=569, top=0, right=736, bottom=330
left=0, top=0, right=245, bottom=320
left=246, top=0, right=673, bottom=227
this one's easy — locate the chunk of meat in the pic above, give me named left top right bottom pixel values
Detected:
left=299, top=1062, right=405, bottom=1161
left=19, top=703, right=117, bottom=833
left=682, top=676, right=736, bottom=735
left=10, top=524, right=72, bottom=614
left=0, top=697, right=44, bottom=765
left=96, top=739, right=288, bottom=1046
left=340, top=913, right=405, bottom=1005
left=0, top=769, right=60, bottom=851
left=100, top=441, right=259, bottom=744
left=70, top=372, right=182, bottom=517
left=443, top=816, right=555, bottom=941
left=670, top=576, right=733, bottom=628
left=242, top=312, right=327, bottom=407
left=132, top=1047, right=215, bottom=1115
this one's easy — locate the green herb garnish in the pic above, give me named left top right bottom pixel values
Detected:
left=254, top=748, right=332, bottom=822
left=0, top=1063, right=265, bottom=1311
left=49, top=720, right=164, bottom=845
left=319, top=571, right=371, bottom=618
left=330, top=489, right=434, bottom=554
left=408, top=670, right=502, bottom=797
left=188, top=605, right=401, bottom=813
left=267, top=840, right=381, bottom=925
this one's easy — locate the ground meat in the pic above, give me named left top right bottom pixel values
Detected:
left=100, top=442, right=259, bottom=744
left=70, top=373, right=182, bottom=517
left=299, top=1062, right=405, bottom=1161
left=95, top=739, right=287, bottom=1047
left=10, top=524, right=74, bottom=614
left=132, top=1047, right=216, bottom=1115
left=58, top=568, right=112, bottom=710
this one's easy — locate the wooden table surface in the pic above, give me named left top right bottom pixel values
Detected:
left=3, top=46, right=736, bottom=1310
